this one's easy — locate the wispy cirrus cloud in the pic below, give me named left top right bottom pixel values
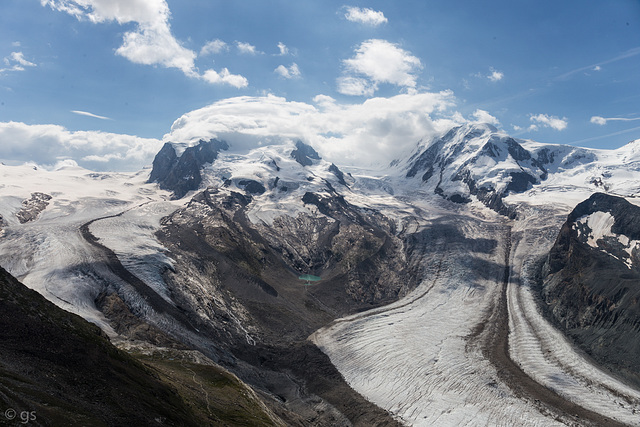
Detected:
left=590, top=115, right=640, bottom=126
left=343, top=6, right=388, bottom=26
left=71, top=110, right=111, bottom=120
left=0, top=52, right=37, bottom=73
left=338, top=39, right=422, bottom=96
left=555, top=46, right=640, bottom=81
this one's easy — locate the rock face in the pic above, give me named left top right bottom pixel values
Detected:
left=290, top=140, right=321, bottom=166
left=405, top=124, right=548, bottom=218
left=542, top=192, right=640, bottom=386
left=16, top=192, right=52, bottom=223
left=148, top=139, right=229, bottom=199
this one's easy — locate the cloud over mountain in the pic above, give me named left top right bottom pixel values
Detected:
left=165, top=91, right=457, bottom=167
left=0, top=121, right=162, bottom=171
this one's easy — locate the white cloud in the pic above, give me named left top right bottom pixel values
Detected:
left=116, top=25, right=197, bottom=76
left=471, top=109, right=500, bottom=126
left=200, top=39, right=228, bottom=56
left=274, top=63, right=301, bottom=79
left=343, top=6, right=388, bottom=26
left=339, top=39, right=422, bottom=96
left=165, top=91, right=456, bottom=167
left=202, top=68, right=248, bottom=88
left=0, top=121, right=162, bottom=171
left=590, top=115, right=640, bottom=125
left=277, top=42, right=289, bottom=56
left=71, top=110, right=111, bottom=120
left=41, top=0, right=247, bottom=87
left=236, top=41, right=259, bottom=55
left=529, top=113, right=568, bottom=131
left=1, top=52, right=37, bottom=73
left=488, top=68, right=504, bottom=82
left=593, top=65, right=601, bottom=71
left=337, top=76, right=377, bottom=96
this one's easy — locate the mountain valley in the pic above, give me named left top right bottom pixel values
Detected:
left=1, top=123, right=640, bottom=426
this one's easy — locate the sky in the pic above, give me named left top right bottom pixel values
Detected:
left=0, top=0, right=639, bottom=170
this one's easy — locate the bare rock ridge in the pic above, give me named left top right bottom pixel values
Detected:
left=16, top=192, right=52, bottom=224
left=148, top=138, right=229, bottom=199
left=290, top=140, right=321, bottom=166
left=542, top=192, right=640, bottom=387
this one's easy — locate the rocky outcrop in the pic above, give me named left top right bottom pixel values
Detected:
left=329, top=163, right=348, bottom=187
left=290, top=140, right=321, bottom=166
left=148, top=139, right=229, bottom=199
left=541, top=193, right=640, bottom=386
left=15, top=192, right=52, bottom=223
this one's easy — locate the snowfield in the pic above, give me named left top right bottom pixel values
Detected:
left=0, top=164, right=182, bottom=334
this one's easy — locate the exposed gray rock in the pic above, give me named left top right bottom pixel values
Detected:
left=148, top=139, right=229, bottom=199
left=541, top=193, right=640, bottom=387
left=15, top=192, right=52, bottom=224
left=290, top=140, right=321, bottom=166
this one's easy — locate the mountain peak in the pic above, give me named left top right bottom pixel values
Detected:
left=291, top=140, right=321, bottom=166
left=148, top=138, right=228, bottom=199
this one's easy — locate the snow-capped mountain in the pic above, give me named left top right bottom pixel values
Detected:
left=1, top=123, right=640, bottom=425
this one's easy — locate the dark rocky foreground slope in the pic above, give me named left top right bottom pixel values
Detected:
left=541, top=192, right=640, bottom=387
left=0, top=266, right=281, bottom=426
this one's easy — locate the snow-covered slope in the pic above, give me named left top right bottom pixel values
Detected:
left=0, top=163, right=180, bottom=332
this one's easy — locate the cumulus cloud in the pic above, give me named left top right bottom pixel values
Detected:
left=200, top=39, right=228, bottom=56
left=471, top=109, right=500, bottom=126
left=1, top=52, right=37, bottom=73
left=529, top=113, right=568, bottom=131
left=339, top=39, right=422, bottom=96
left=274, top=63, right=301, bottom=79
left=590, top=115, right=640, bottom=125
left=0, top=121, right=162, bottom=171
left=343, top=6, right=388, bottom=26
left=202, top=68, right=248, bottom=88
left=164, top=91, right=456, bottom=167
left=40, top=0, right=247, bottom=87
left=236, top=41, right=259, bottom=55
left=488, top=68, right=504, bottom=82
left=71, top=110, right=111, bottom=120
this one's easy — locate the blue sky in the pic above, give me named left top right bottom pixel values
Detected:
left=0, top=0, right=639, bottom=170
